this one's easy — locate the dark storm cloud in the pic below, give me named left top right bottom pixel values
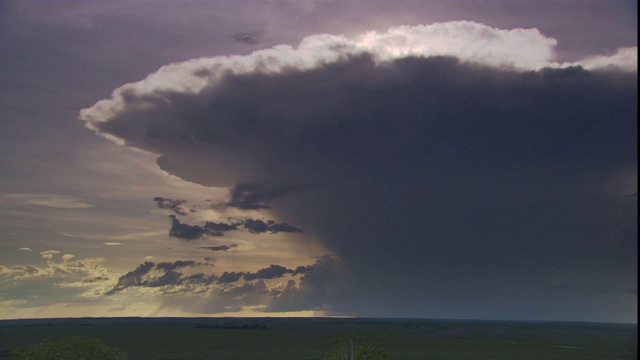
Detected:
left=217, top=271, right=245, bottom=284
left=153, top=197, right=189, bottom=216
left=168, top=215, right=205, bottom=240
left=156, top=260, right=198, bottom=272
left=204, top=221, right=239, bottom=233
left=83, top=25, right=637, bottom=320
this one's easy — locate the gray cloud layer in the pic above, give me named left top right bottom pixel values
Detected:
left=80, top=24, right=637, bottom=320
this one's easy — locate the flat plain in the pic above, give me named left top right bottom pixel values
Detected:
left=0, top=317, right=636, bottom=359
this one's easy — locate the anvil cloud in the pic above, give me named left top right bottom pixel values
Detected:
left=76, top=21, right=638, bottom=320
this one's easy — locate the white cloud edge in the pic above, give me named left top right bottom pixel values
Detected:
left=576, top=47, right=638, bottom=72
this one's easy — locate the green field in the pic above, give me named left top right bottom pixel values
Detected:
left=0, top=318, right=636, bottom=359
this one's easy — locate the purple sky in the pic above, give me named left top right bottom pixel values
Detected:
left=0, top=0, right=636, bottom=322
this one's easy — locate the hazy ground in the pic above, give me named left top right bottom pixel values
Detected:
left=0, top=317, right=636, bottom=359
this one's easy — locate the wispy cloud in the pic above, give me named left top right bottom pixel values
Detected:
left=2, top=194, right=92, bottom=209
left=200, top=244, right=238, bottom=252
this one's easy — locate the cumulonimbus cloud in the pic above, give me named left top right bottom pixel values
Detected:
left=79, top=21, right=637, bottom=319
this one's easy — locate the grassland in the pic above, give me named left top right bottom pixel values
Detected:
left=0, top=317, right=636, bottom=359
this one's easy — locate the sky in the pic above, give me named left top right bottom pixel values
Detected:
left=0, top=0, right=637, bottom=323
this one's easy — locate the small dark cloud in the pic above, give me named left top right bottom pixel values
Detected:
left=154, top=197, right=189, bottom=216
left=218, top=271, right=245, bottom=284
left=168, top=215, right=206, bottom=240
left=245, top=264, right=294, bottom=281
left=83, top=28, right=637, bottom=320
left=233, top=29, right=264, bottom=45
left=105, top=261, right=155, bottom=295
left=156, top=260, right=197, bottom=272
left=241, top=219, right=302, bottom=234
left=200, top=244, right=238, bottom=252
left=204, top=221, right=239, bottom=236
